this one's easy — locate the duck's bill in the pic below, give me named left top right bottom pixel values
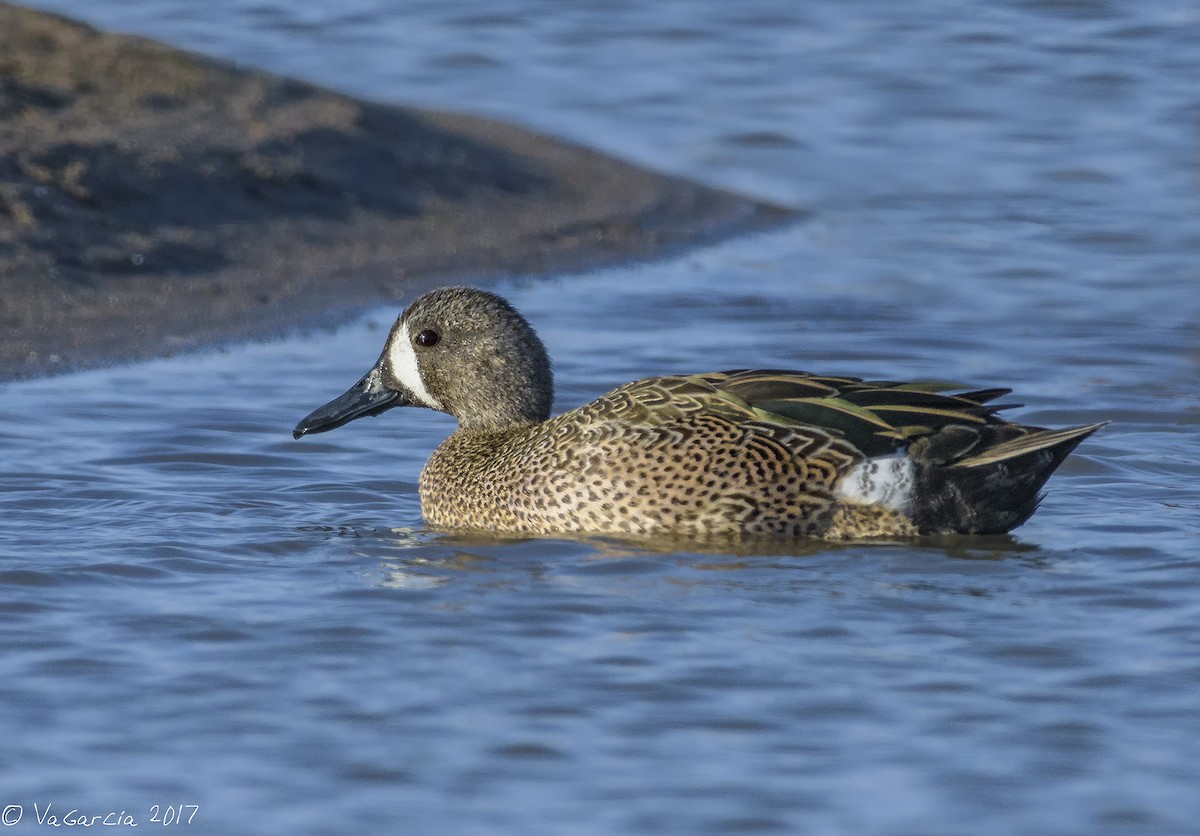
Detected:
left=293, top=367, right=408, bottom=439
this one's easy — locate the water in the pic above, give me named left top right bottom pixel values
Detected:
left=4, top=1, right=1200, bottom=834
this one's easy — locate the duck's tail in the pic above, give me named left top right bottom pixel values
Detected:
left=910, top=421, right=1106, bottom=535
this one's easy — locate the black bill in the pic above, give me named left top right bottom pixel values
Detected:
left=293, top=366, right=406, bottom=439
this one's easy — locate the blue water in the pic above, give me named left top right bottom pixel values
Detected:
left=5, top=1, right=1200, bottom=834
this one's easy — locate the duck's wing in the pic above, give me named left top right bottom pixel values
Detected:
left=695, top=369, right=1018, bottom=458
left=580, top=369, right=1099, bottom=467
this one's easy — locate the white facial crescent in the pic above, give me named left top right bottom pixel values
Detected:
left=387, top=322, right=444, bottom=410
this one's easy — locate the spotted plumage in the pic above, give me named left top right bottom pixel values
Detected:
left=294, top=286, right=1104, bottom=539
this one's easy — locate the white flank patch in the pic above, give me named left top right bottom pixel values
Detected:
left=387, top=322, right=444, bottom=409
left=836, top=453, right=915, bottom=511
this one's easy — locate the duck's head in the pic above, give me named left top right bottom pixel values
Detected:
left=293, top=286, right=553, bottom=438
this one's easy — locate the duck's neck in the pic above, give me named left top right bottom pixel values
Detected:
left=452, top=412, right=544, bottom=435
left=443, top=371, right=551, bottom=433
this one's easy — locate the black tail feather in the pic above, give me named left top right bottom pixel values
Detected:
left=910, top=422, right=1103, bottom=534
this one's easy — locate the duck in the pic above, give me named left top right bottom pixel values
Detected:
left=294, top=286, right=1103, bottom=539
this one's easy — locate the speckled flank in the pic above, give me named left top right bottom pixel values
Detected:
left=296, top=287, right=1104, bottom=539
left=422, top=393, right=864, bottom=537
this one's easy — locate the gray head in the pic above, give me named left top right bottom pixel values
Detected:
left=294, top=287, right=553, bottom=437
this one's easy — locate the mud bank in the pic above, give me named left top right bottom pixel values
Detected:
left=0, top=3, right=789, bottom=380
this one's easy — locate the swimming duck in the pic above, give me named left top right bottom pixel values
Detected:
left=294, top=286, right=1103, bottom=539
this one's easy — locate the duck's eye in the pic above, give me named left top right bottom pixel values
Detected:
left=415, top=329, right=440, bottom=348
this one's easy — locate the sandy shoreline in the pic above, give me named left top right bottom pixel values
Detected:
left=0, top=4, right=791, bottom=382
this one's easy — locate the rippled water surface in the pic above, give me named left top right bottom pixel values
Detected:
left=6, top=1, right=1200, bottom=833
